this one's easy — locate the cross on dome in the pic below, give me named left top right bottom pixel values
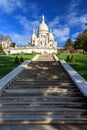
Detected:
left=42, top=15, right=45, bottom=23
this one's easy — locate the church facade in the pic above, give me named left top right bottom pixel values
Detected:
left=30, top=15, right=57, bottom=48
left=4, top=16, right=58, bottom=54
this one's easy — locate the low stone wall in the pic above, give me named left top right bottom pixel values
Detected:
left=4, top=47, right=58, bottom=54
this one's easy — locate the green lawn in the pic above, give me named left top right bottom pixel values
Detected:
left=0, top=53, right=35, bottom=79
left=57, top=53, right=87, bottom=80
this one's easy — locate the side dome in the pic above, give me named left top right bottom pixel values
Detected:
left=38, top=15, right=49, bottom=32
left=31, top=30, right=37, bottom=40
left=31, top=33, right=37, bottom=40
left=49, top=30, right=54, bottom=40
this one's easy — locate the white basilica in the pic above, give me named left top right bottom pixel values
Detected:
left=4, top=16, right=58, bottom=54
left=30, top=15, right=57, bottom=48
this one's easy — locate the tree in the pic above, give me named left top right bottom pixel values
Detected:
left=74, top=30, right=87, bottom=51
left=65, top=38, right=73, bottom=48
left=65, top=38, right=74, bottom=52
left=74, top=34, right=83, bottom=49
left=14, top=56, right=20, bottom=64
left=11, top=42, right=16, bottom=47
left=0, top=44, right=4, bottom=53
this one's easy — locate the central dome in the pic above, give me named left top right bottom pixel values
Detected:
left=38, top=15, right=49, bottom=33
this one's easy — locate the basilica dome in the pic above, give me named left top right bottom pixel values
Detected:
left=49, top=30, right=54, bottom=40
left=38, top=15, right=49, bottom=33
left=30, top=15, right=57, bottom=49
left=31, top=31, right=37, bottom=40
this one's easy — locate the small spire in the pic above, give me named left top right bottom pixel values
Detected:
left=50, top=29, right=52, bottom=33
left=42, top=15, right=45, bottom=23
left=50, top=28, right=53, bottom=33
left=33, top=29, right=35, bottom=34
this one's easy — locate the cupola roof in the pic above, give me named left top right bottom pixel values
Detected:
left=38, top=15, right=49, bottom=32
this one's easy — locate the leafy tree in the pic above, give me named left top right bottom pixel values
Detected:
left=65, top=38, right=73, bottom=48
left=74, top=34, right=83, bottom=49
left=82, top=30, right=87, bottom=51
left=11, top=42, right=16, bottom=48
left=0, top=44, right=4, bottom=53
left=74, top=30, right=87, bottom=51
left=65, top=38, right=74, bottom=52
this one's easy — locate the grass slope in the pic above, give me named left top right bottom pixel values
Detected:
left=57, top=53, right=87, bottom=80
left=0, top=54, right=35, bottom=79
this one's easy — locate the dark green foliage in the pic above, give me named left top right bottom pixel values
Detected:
left=11, top=42, right=16, bottom=47
left=70, top=55, right=75, bottom=62
left=74, top=30, right=87, bottom=51
left=32, top=51, right=36, bottom=55
left=65, top=38, right=73, bottom=48
left=20, top=57, right=24, bottom=62
left=0, top=44, right=4, bottom=53
left=14, top=56, right=20, bottom=64
left=66, top=55, right=71, bottom=62
left=66, top=55, right=75, bottom=62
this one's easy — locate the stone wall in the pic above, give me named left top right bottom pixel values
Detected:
left=4, top=47, right=58, bottom=54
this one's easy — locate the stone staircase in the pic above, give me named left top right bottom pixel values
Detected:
left=0, top=54, right=87, bottom=124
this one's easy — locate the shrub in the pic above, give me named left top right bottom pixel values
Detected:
left=66, top=55, right=71, bottom=62
left=14, top=56, right=20, bottom=64
left=20, top=57, right=24, bottom=62
left=70, top=55, right=75, bottom=62
left=32, top=51, right=36, bottom=55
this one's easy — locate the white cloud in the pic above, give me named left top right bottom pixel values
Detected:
left=53, top=27, right=70, bottom=45
left=9, top=15, right=40, bottom=45
left=72, top=32, right=79, bottom=38
left=0, top=0, right=40, bottom=16
left=15, top=15, right=40, bottom=33
left=10, top=32, right=31, bottom=46
left=53, top=28, right=70, bottom=37
left=66, top=0, right=87, bottom=28
left=67, top=13, right=87, bottom=28
left=49, top=17, right=59, bottom=28
left=0, top=0, right=24, bottom=13
left=68, top=0, right=81, bottom=13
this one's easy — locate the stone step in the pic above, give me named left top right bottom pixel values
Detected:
left=0, top=100, right=87, bottom=106
left=8, top=84, right=77, bottom=88
left=0, top=111, right=85, bottom=116
left=4, top=88, right=79, bottom=93
left=14, top=79, right=72, bottom=85
left=7, top=82, right=76, bottom=86
left=0, top=55, right=87, bottom=124
left=3, top=91, right=82, bottom=97
left=8, top=86, right=78, bottom=91
left=0, top=107, right=86, bottom=112
left=0, top=115, right=87, bottom=124
left=4, top=87, right=80, bottom=94
left=12, top=81, right=73, bottom=86
left=0, top=104, right=86, bottom=109
left=0, top=96, right=85, bottom=101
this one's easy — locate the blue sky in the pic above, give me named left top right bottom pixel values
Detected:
left=0, top=0, right=87, bottom=47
